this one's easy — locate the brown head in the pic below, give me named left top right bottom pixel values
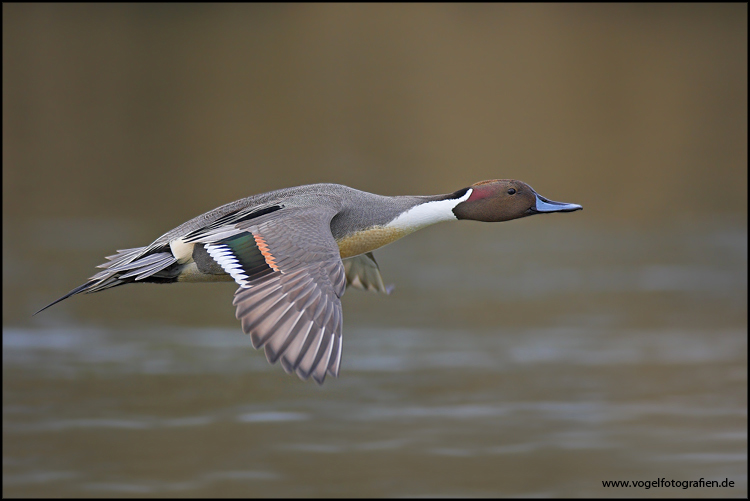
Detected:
left=452, top=179, right=582, bottom=222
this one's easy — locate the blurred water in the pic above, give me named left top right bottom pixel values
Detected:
left=3, top=220, right=746, bottom=497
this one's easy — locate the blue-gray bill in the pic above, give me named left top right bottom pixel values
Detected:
left=531, top=193, right=583, bottom=213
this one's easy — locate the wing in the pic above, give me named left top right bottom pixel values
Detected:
left=204, top=207, right=347, bottom=384
left=343, top=252, right=393, bottom=294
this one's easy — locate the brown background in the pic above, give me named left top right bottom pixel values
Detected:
left=4, top=4, right=746, bottom=224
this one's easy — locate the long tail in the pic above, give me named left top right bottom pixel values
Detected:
left=33, top=281, right=102, bottom=315
left=33, top=246, right=177, bottom=315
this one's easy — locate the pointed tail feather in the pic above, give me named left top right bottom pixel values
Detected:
left=33, top=281, right=98, bottom=316
left=33, top=246, right=176, bottom=316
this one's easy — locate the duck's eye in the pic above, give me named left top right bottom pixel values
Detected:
left=507, top=188, right=516, bottom=195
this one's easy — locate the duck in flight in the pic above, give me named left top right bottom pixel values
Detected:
left=36, top=180, right=581, bottom=384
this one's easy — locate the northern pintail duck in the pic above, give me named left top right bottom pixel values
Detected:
left=36, top=180, right=581, bottom=383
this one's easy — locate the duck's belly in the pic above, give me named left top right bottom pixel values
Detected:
left=175, top=262, right=234, bottom=282
left=336, top=226, right=409, bottom=259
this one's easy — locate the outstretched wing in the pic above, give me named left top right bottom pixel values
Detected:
left=204, top=208, right=346, bottom=384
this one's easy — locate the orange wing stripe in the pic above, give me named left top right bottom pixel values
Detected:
left=253, top=233, right=281, bottom=272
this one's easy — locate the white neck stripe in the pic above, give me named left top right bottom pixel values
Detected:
left=386, top=188, right=473, bottom=232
